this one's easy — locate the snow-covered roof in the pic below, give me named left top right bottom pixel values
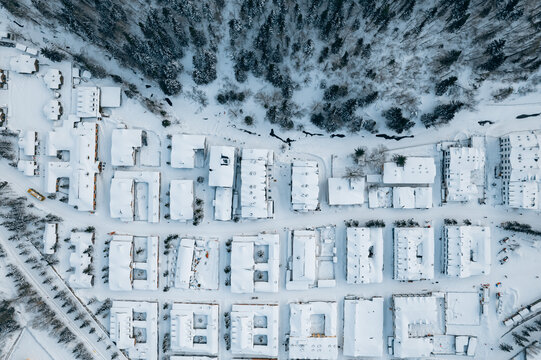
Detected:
left=501, top=130, right=541, bottom=209
left=392, top=186, right=433, bottom=209
left=508, top=181, right=540, bottom=210
left=110, top=178, right=134, bottom=221
left=231, top=233, right=280, bottom=293
left=208, top=145, right=235, bottom=187
left=240, top=148, right=274, bottom=219
left=383, top=157, right=436, bottom=184
left=444, top=145, right=486, bottom=202
left=18, top=130, right=36, bottom=156
left=393, top=227, right=434, bottom=281
left=444, top=226, right=491, bottom=278
left=502, top=130, right=541, bottom=182
left=108, top=235, right=133, bottom=291
left=43, top=99, right=61, bottom=120
left=132, top=236, right=159, bottom=291
left=100, top=86, right=121, bottom=108
left=170, top=303, right=219, bottom=356
left=76, top=86, right=100, bottom=118
left=17, top=160, right=37, bottom=176
left=291, top=160, right=319, bottom=211
left=343, top=297, right=384, bottom=358
left=446, top=292, right=481, bottom=326
left=42, top=223, right=57, bottom=255
left=231, top=304, right=279, bottom=357
left=110, top=301, right=158, bottom=360
left=368, top=186, right=393, bottom=208
left=170, top=180, right=194, bottom=221
left=213, top=186, right=232, bottom=221
left=45, top=118, right=99, bottom=212
left=111, top=129, right=142, bottom=166
left=327, top=177, right=365, bottom=205
left=43, top=68, right=62, bottom=89
left=346, top=227, right=383, bottom=284
left=110, top=171, right=161, bottom=223
left=9, top=54, right=38, bottom=74
left=286, top=227, right=336, bottom=290
left=171, top=134, right=206, bottom=169
left=174, top=238, right=219, bottom=290
left=289, top=302, right=338, bottom=359
left=68, top=232, right=94, bottom=289
left=392, top=293, right=445, bottom=358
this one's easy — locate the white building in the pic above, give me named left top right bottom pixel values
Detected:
left=9, top=54, right=38, bottom=73
left=209, top=145, right=235, bottom=220
left=17, top=160, right=37, bottom=176
left=368, top=186, right=393, bottom=208
left=392, top=293, right=480, bottom=358
left=443, top=226, right=491, bottom=278
left=443, top=137, right=486, bottom=203
left=392, top=186, right=433, bottom=209
left=45, top=118, right=99, bottom=212
left=392, top=294, right=445, bottom=358
left=43, top=68, right=62, bottom=89
left=174, top=238, right=219, bottom=290
left=239, top=148, right=274, bottom=219
left=108, top=234, right=158, bottom=291
left=346, top=227, right=383, bottom=284
left=289, top=302, right=338, bottom=359
left=170, top=180, right=194, bottom=222
left=383, top=157, right=436, bottom=184
left=230, top=233, right=280, bottom=293
left=214, top=187, right=232, bottom=221
left=76, top=86, right=100, bottom=118
left=230, top=304, right=279, bottom=358
left=18, top=130, right=37, bottom=156
left=43, top=100, right=61, bottom=120
left=68, top=232, right=94, bottom=289
left=208, top=145, right=235, bottom=187
left=500, top=130, right=541, bottom=210
left=110, top=171, right=161, bottom=223
left=171, top=134, right=206, bottom=168
left=286, top=226, right=337, bottom=290
left=343, top=297, right=384, bottom=358
left=109, top=301, right=158, bottom=360
left=327, top=177, right=365, bottom=206
left=111, top=129, right=142, bottom=167
left=393, top=226, right=434, bottom=281
left=170, top=303, right=219, bottom=356
left=42, top=223, right=57, bottom=255
left=291, top=160, right=319, bottom=211
left=100, top=87, right=122, bottom=108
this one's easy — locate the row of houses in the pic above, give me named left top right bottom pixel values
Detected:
left=103, top=224, right=490, bottom=294
left=109, top=292, right=480, bottom=359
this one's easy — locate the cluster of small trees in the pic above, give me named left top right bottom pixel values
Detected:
left=394, top=219, right=420, bottom=228
left=501, top=221, right=541, bottom=236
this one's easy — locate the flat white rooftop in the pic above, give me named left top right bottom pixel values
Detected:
left=230, top=304, right=279, bottom=357
left=343, top=297, right=384, bottom=358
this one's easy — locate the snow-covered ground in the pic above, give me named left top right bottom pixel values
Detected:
left=1, top=19, right=541, bottom=360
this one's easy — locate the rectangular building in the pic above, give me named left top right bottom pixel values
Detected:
left=443, top=226, right=491, bottom=278
left=393, top=226, right=434, bottom=281
left=230, top=233, right=280, bottom=293
left=230, top=304, right=279, bottom=358
left=289, top=302, right=338, bottom=359
left=240, top=148, right=274, bottom=219
left=346, top=227, right=383, bottom=284
left=170, top=303, right=219, bottom=356
left=291, top=160, right=319, bottom=211
left=499, top=130, right=541, bottom=209
left=343, top=297, right=384, bottom=358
